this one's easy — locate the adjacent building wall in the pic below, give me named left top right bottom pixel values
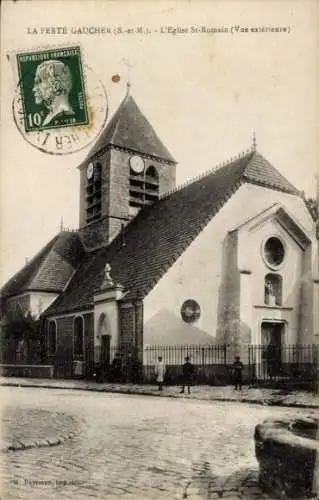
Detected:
left=46, top=311, right=94, bottom=378
left=5, top=291, right=58, bottom=318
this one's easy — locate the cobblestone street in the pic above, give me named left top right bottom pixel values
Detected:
left=0, top=386, right=316, bottom=499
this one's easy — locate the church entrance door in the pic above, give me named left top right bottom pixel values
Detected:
left=261, top=321, right=284, bottom=379
left=101, top=334, right=111, bottom=366
left=97, top=313, right=111, bottom=368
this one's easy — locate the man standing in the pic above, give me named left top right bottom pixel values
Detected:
left=233, top=356, right=244, bottom=390
left=155, top=356, right=166, bottom=391
left=180, top=356, right=194, bottom=394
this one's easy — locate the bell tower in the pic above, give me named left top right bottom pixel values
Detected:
left=78, top=89, right=177, bottom=251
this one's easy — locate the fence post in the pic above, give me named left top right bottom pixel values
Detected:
left=313, top=344, right=319, bottom=394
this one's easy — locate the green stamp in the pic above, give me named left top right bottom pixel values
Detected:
left=16, top=46, right=88, bottom=132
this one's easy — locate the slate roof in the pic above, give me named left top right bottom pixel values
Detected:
left=243, top=153, right=298, bottom=194
left=44, top=150, right=300, bottom=316
left=1, top=232, right=85, bottom=298
left=83, top=93, right=176, bottom=164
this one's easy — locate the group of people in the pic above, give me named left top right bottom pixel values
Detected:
left=95, top=352, right=142, bottom=383
left=155, top=355, right=195, bottom=393
left=155, top=355, right=245, bottom=392
left=97, top=352, right=245, bottom=390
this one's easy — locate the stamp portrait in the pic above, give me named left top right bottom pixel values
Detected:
left=16, top=46, right=88, bottom=132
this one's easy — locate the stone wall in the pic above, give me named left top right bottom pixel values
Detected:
left=119, top=303, right=135, bottom=347
left=49, top=312, right=94, bottom=378
left=54, top=316, right=74, bottom=378
left=254, top=417, right=319, bottom=499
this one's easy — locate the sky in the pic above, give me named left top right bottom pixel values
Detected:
left=1, top=0, right=319, bottom=285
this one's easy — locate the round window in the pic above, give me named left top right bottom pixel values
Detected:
left=181, top=300, right=201, bottom=324
left=263, top=237, right=285, bottom=268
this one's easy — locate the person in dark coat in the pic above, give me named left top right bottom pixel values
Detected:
left=111, top=352, right=122, bottom=382
left=233, top=356, right=244, bottom=390
left=262, top=342, right=279, bottom=380
left=180, top=356, right=194, bottom=394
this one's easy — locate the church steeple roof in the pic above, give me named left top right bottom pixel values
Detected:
left=85, top=93, right=176, bottom=164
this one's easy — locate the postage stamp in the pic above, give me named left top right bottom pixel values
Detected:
left=11, top=45, right=108, bottom=155
left=16, top=46, right=88, bottom=132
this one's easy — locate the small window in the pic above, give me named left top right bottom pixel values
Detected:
left=263, top=237, right=285, bottom=268
left=264, top=274, right=282, bottom=306
left=181, top=299, right=201, bottom=324
left=145, top=165, right=159, bottom=182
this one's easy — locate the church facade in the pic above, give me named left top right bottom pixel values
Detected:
left=1, top=89, right=318, bottom=375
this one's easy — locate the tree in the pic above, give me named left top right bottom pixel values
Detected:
left=305, top=197, right=319, bottom=240
left=305, top=197, right=318, bottom=222
left=2, top=309, right=39, bottom=340
left=1, top=309, right=42, bottom=363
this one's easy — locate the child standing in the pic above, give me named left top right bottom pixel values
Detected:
left=180, top=356, right=194, bottom=394
left=155, top=356, right=166, bottom=391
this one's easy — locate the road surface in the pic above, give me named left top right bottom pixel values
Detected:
left=0, top=386, right=314, bottom=499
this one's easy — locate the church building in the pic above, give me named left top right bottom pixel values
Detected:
left=1, top=86, right=318, bottom=375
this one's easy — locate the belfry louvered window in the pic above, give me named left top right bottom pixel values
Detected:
left=86, top=162, right=102, bottom=223
left=129, top=165, right=159, bottom=213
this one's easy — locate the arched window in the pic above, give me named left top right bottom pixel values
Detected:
left=146, top=165, right=159, bottom=182
left=98, top=313, right=111, bottom=337
left=264, top=274, right=282, bottom=306
left=145, top=166, right=159, bottom=201
left=73, top=316, right=84, bottom=359
left=48, top=321, right=57, bottom=356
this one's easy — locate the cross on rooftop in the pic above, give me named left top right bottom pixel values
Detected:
left=122, top=58, right=134, bottom=95
left=252, top=130, right=257, bottom=151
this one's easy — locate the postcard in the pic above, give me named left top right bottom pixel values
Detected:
left=1, top=1, right=319, bottom=499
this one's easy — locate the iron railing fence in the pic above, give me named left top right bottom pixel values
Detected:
left=51, top=343, right=238, bottom=384
left=248, top=344, right=319, bottom=390
left=1, top=341, right=318, bottom=390
left=142, top=344, right=238, bottom=385
left=0, top=339, right=45, bottom=365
